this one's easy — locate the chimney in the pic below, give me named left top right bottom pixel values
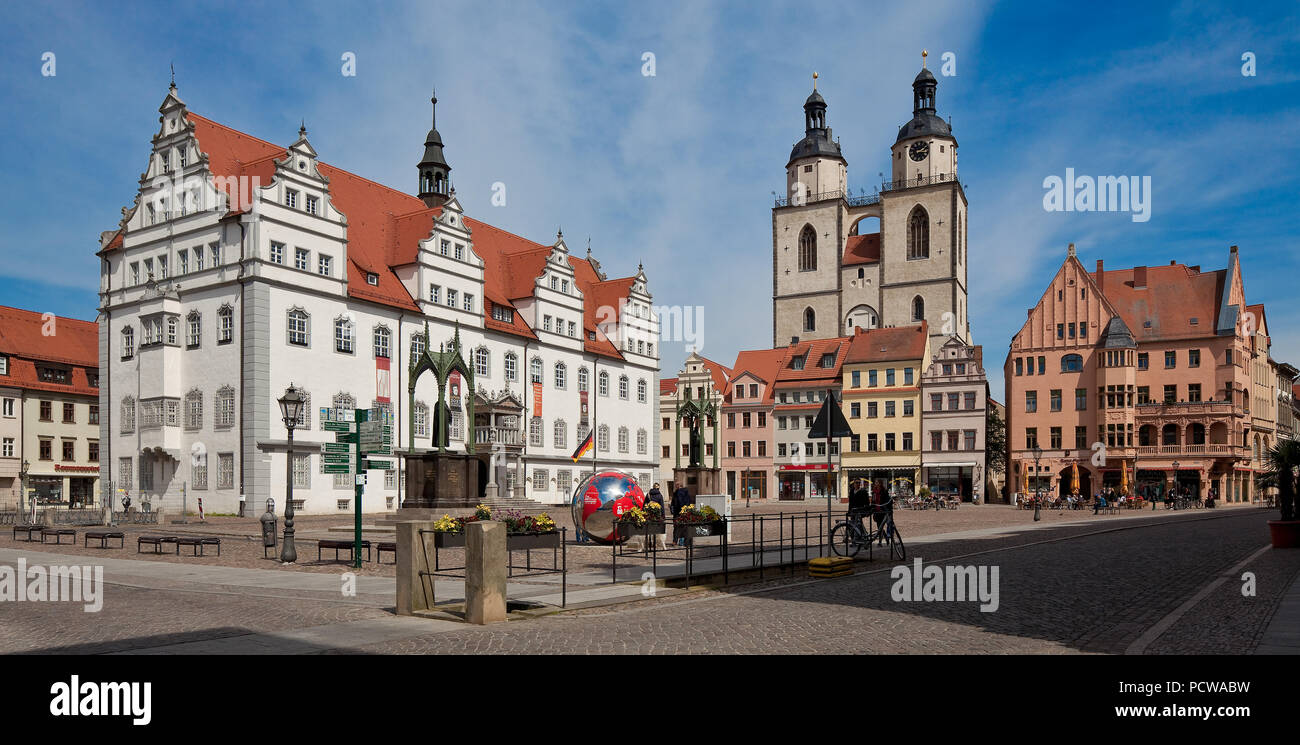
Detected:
left=1096, top=259, right=1104, bottom=293
left=790, top=336, right=799, bottom=346
left=1133, top=266, right=1147, bottom=289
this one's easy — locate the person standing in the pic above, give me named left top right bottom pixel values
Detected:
left=671, top=484, right=693, bottom=546
left=645, top=483, right=668, bottom=550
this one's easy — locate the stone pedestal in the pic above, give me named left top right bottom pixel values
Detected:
left=401, top=450, right=489, bottom=510
left=395, top=520, right=436, bottom=615
left=673, top=466, right=722, bottom=498
left=465, top=521, right=507, bottom=624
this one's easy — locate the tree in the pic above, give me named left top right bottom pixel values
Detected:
left=1260, top=439, right=1300, bottom=522
left=985, top=405, right=1007, bottom=477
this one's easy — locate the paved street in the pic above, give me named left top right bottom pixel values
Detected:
left=1, top=507, right=1295, bottom=654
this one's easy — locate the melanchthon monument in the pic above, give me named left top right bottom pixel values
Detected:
left=401, top=321, right=489, bottom=509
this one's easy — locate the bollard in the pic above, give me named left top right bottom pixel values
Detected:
left=396, top=520, right=435, bottom=615
left=465, top=521, right=508, bottom=624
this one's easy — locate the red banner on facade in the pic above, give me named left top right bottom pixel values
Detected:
left=375, top=356, right=391, bottom=404
left=580, top=390, right=589, bottom=425
left=532, top=381, right=543, bottom=418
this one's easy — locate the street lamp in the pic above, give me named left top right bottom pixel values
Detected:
left=1032, top=444, right=1043, bottom=522
left=18, top=459, right=30, bottom=522
left=1170, top=460, right=1180, bottom=510
left=278, top=384, right=305, bottom=563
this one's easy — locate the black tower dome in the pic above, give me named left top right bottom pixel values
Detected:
left=787, top=74, right=844, bottom=167
left=895, top=61, right=952, bottom=144
left=418, top=91, right=452, bottom=208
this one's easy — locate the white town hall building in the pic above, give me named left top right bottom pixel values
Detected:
left=97, top=84, right=660, bottom=514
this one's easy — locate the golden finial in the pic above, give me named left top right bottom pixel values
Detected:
left=812, top=71, right=818, bottom=90
left=922, top=49, right=928, bottom=68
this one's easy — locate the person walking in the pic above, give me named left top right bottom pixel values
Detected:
left=671, top=484, right=693, bottom=546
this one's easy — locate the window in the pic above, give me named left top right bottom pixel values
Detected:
left=187, top=312, right=201, bottom=348
left=367, top=273, right=379, bottom=286
left=295, top=248, right=310, bottom=271
left=185, top=389, right=203, bottom=429
left=804, top=307, right=816, bottom=332
left=1075, top=388, right=1087, bottom=410
left=334, top=318, right=355, bottom=353
left=285, top=189, right=298, bottom=208
left=554, top=362, right=567, bottom=389
left=61, top=439, right=75, bottom=461
left=619, top=375, right=629, bottom=400
left=597, top=424, right=610, bottom=452
left=1061, top=354, right=1083, bottom=372
left=374, top=326, right=391, bottom=358
left=215, top=387, right=236, bottom=428
left=798, top=224, right=817, bottom=271
left=1189, top=349, right=1200, bottom=367
left=1015, top=358, right=1023, bottom=376
left=568, top=321, right=577, bottom=338
left=637, top=428, right=648, bottom=454
left=1164, top=350, right=1176, bottom=368
left=39, top=400, right=52, bottom=421
left=907, top=205, right=929, bottom=259
left=121, top=396, right=136, bottom=433
left=39, top=439, right=52, bottom=461
left=491, top=304, right=514, bottom=324
left=867, top=401, right=878, bottom=418
left=1050, top=389, right=1062, bottom=412
left=852, top=371, right=861, bottom=388
left=1026, top=390, right=1037, bottom=413
left=318, top=255, right=332, bottom=276
left=819, top=353, right=835, bottom=369
left=904, top=367, right=914, bottom=385
left=912, top=296, right=924, bottom=322
left=530, top=357, right=543, bottom=384
left=553, top=419, right=567, bottom=449
left=1137, top=353, right=1149, bottom=370
left=447, top=288, right=458, bottom=308
left=618, top=426, right=629, bottom=453
left=291, top=453, right=309, bottom=489
left=885, top=401, right=896, bottom=417
left=193, top=247, right=204, bottom=271
left=414, top=402, right=429, bottom=437
left=305, top=195, right=318, bottom=215
left=637, top=379, right=647, bottom=403
left=178, top=252, right=188, bottom=274
left=1038, top=356, right=1045, bottom=375
left=166, top=316, right=178, bottom=345
left=1164, top=385, right=1177, bottom=404
left=886, top=369, right=896, bottom=386
left=218, top=306, right=233, bottom=343
left=121, top=327, right=135, bottom=359
left=286, top=310, right=310, bottom=346
left=868, top=369, right=878, bottom=387
left=1025, top=427, right=1038, bottom=449
left=429, top=285, right=441, bottom=304
left=1189, top=383, right=1201, bottom=403
left=504, top=352, right=518, bottom=382
left=464, top=293, right=475, bottom=312
left=89, top=405, right=98, bottom=424
left=598, top=371, right=609, bottom=396
left=903, top=400, right=914, bottom=416
left=471, top=347, right=488, bottom=376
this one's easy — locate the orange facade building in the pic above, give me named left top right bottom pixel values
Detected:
left=1005, top=245, right=1273, bottom=505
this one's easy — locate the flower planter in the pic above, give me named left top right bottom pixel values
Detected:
left=507, top=531, right=561, bottom=551
left=1267, top=520, right=1300, bottom=549
left=616, top=520, right=667, bottom=541
left=674, top=520, right=726, bottom=541
left=432, top=532, right=465, bottom=549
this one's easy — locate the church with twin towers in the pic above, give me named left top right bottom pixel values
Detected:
left=772, top=55, right=970, bottom=349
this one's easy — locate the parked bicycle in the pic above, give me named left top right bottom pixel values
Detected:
left=830, top=505, right=905, bottom=561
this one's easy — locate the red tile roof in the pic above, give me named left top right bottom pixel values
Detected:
left=845, top=323, right=929, bottom=364
left=659, top=377, right=678, bottom=395
left=0, top=306, right=99, bottom=396
left=156, top=113, right=634, bottom=359
left=1089, top=263, right=1226, bottom=342
left=725, top=348, right=787, bottom=404
left=774, top=336, right=852, bottom=385
left=842, top=233, right=881, bottom=266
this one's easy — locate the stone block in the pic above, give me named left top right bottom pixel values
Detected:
left=465, top=521, right=507, bottom=624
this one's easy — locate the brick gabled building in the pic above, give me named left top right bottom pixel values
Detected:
left=1005, top=244, right=1271, bottom=505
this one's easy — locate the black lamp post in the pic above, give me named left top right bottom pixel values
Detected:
left=1032, top=444, right=1043, bottom=522
left=1170, top=460, right=1180, bottom=510
left=19, top=459, right=30, bottom=521
left=278, top=384, right=305, bottom=563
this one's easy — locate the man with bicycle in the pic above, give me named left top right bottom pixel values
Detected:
left=871, top=480, right=894, bottom=541
left=848, top=479, right=872, bottom=534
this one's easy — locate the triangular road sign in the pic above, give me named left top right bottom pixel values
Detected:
left=808, top=389, right=852, bottom=439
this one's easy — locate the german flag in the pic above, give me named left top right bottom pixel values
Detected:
left=571, top=429, right=594, bottom=462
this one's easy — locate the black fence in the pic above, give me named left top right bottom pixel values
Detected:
left=608, top=510, right=865, bottom=589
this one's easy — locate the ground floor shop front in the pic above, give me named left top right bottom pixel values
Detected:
left=777, top=465, right=838, bottom=501
left=1012, top=455, right=1258, bottom=505
left=25, top=470, right=100, bottom=508
left=840, top=465, right=920, bottom=503
left=921, top=463, right=980, bottom=502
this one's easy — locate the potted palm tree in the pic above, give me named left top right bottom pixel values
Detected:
left=1261, top=440, right=1300, bottom=548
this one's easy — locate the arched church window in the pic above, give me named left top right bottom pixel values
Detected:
left=798, top=225, right=817, bottom=272
left=804, top=307, right=816, bottom=332
left=907, top=206, right=929, bottom=259
left=912, top=296, right=925, bottom=322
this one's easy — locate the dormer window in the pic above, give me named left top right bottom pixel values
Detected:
left=790, top=355, right=806, bottom=371
left=491, top=305, right=513, bottom=324
left=819, top=353, right=836, bottom=369
left=366, top=273, right=379, bottom=286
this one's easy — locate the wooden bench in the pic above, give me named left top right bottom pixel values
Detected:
left=174, top=537, right=221, bottom=556
left=137, top=535, right=178, bottom=554
left=85, top=531, right=125, bottom=549
left=12, top=525, right=44, bottom=542
left=376, top=541, right=397, bottom=564
left=40, top=529, right=76, bottom=545
left=318, top=539, right=371, bottom=563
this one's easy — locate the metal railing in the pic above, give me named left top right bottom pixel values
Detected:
left=773, top=190, right=882, bottom=208
left=881, top=172, right=957, bottom=192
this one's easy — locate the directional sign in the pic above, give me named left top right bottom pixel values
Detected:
left=321, top=443, right=350, bottom=454
left=322, top=465, right=351, bottom=474
left=322, top=454, right=353, bottom=465
left=334, top=432, right=358, bottom=443
left=324, top=421, right=353, bottom=433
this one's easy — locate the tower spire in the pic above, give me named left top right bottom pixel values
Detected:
left=417, top=88, right=452, bottom=208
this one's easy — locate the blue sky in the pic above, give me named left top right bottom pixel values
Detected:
left=1, top=0, right=1297, bottom=399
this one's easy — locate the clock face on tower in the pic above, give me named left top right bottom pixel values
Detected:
left=908, top=141, right=929, bottom=162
